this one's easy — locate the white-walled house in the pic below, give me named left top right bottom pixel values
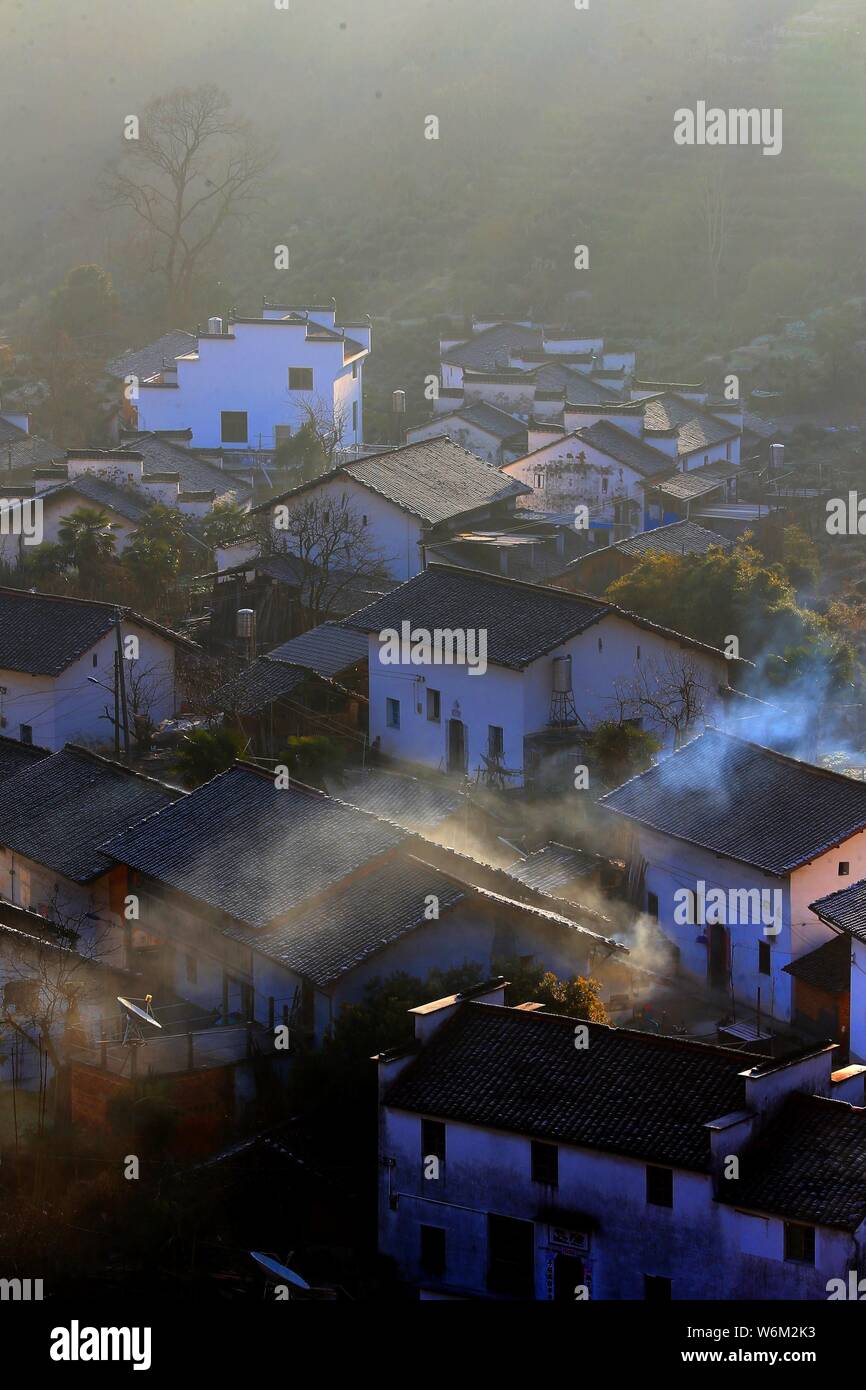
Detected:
left=255, top=436, right=531, bottom=582
left=103, top=764, right=630, bottom=1046
left=406, top=404, right=527, bottom=464
left=601, top=730, right=866, bottom=1048
left=379, top=984, right=866, bottom=1300
left=0, top=588, right=198, bottom=751
left=132, top=303, right=370, bottom=453
left=345, top=565, right=740, bottom=784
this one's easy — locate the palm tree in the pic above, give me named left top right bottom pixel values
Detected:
left=58, top=506, right=116, bottom=597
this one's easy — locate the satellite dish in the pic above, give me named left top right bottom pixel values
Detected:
left=117, top=996, right=162, bottom=1030
left=250, top=1252, right=311, bottom=1290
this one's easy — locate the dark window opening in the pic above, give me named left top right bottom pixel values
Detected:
left=839, top=862, right=850, bottom=876
left=421, top=1118, right=446, bottom=1162
left=646, top=1165, right=673, bottom=1208
left=220, top=411, right=248, bottom=444
left=531, top=1140, right=558, bottom=1187
left=647, top=891, right=659, bottom=921
left=288, top=367, right=314, bottom=391
left=420, top=1225, right=446, bottom=1275
left=427, top=688, right=441, bottom=722
left=759, top=940, right=772, bottom=976
left=386, top=698, right=400, bottom=729
left=20, top=725, right=32, bottom=746
left=488, top=725, right=504, bottom=759
left=487, top=1213, right=534, bottom=1297
left=784, top=1223, right=815, bottom=1264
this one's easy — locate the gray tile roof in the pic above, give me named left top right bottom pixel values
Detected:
left=261, top=437, right=530, bottom=527
left=602, top=730, right=866, bottom=876
left=445, top=402, right=527, bottom=441
left=223, top=853, right=467, bottom=986
left=783, top=933, right=850, bottom=995
left=0, top=418, right=64, bottom=471
left=0, top=588, right=197, bottom=675
left=345, top=564, right=607, bottom=669
left=809, top=878, right=866, bottom=944
left=612, top=519, right=733, bottom=558
left=642, top=470, right=727, bottom=501
left=536, top=363, right=619, bottom=405
left=0, top=734, right=51, bottom=783
left=103, top=764, right=407, bottom=930
left=722, top=1092, right=866, bottom=1231
left=266, top=622, right=369, bottom=677
left=441, top=323, right=544, bottom=371
left=43, top=474, right=152, bottom=524
left=331, top=768, right=463, bottom=832
left=577, top=420, right=671, bottom=478
left=121, top=433, right=253, bottom=502
left=0, top=746, right=182, bottom=882
left=106, top=331, right=197, bottom=381
left=642, top=394, right=738, bottom=454
left=385, top=1002, right=761, bottom=1171
left=504, top=843, right=599, bottom=895
left=208, top=658, right=312, bottom=715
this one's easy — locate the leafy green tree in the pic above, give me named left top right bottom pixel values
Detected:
left=47, top=264, right=119, bottom=342
left=171, top=727, right=245, bottom=787
left=780, top=523, right=820, bottom=594
left=582, top=720, right=660, bottom=788
left=58, top=506, right=116, bottom=597
left=200, top=501, right=250, bottom=552
left=279, top=735, right=345, bottom=790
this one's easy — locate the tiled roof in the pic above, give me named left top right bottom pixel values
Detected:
left=260, top=437, right=530, bottom=527
left=611, top=520, right=732, bottom=559
left=535, top=363, right=620, bottom=405
left=0, top=746, right=182, bottom=882
left=0, top=418, right=64, bottom=471
left=266, top=622, right=369, bottom=677
left=0, top=734, right=51, bottom=784
left=385, top=1001, right=760, bottom=1171
left=121, top=432, right=253, bottom=501
left=723, top=1092, right=866, bottom=1231
left=642, top=394, right=738, bottom=454
left=577, top=420, right=671, bottom=478
left=331, top=768, right=463, bottom=832
left=215, top=552, right=396, bottom=616
left=809, top=878, right=866, bottom=944
left=642, top=470, right=727, bottom=501
left=504, top=843, right=599, bottom=895
left=207, top=658, right=312, bottom=715
left=106, top=331, right=197, bottom=381
left=345, top=564, right=607, bottom=668
left=223, top=853, right=466, bottom=986
left=445, top=403, right=527, bottom=441
left=0, top=588, right=198, bottom=675
left=441, top=323, right=544, bottom=371
left=783, top=934, right=850, bottom=995
left=602, top=730, right=866, bottom=876
left=43, top=474, right=152, bottom=524
left=103, top=764, right=407, bottom=930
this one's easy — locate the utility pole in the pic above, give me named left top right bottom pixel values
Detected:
left=114, top=608, right=131, bottom=760
left=113, top=650, right=121, bottom=758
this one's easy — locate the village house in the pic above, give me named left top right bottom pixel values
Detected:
left=254, top=436, right=531, bottom=583
left=101, top=763, right=628, bottom=1047
left=438, top=320, right=635, bottom=391
left=378, top=982, right=866, bottom=1299
left=406, top=403, right=527, bottom=464
left=208, top=653, right=366, bottom=758
left=129, top=302, right=370, bottom=455
left=805, top=879, right=866, bottom=1064
left=0, top=743, right=183, bottom=959
left=0, top=409, right=64, bottom=472
left=601, top=729, right=866, bottom=1051
left=344, top=565, right=741, bottom=785
left=0, top=588, right=198, bottom=751
left=552, top=520, right=733, bottom=597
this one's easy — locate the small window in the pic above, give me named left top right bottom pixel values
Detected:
left=647, top=891, right=659, bottom=921
left=420, top=1225, right=446, bottom=1275
left=362, top=514, right=368, bottom=526
left=839, top=862, right=850, bottom=877
left=220, top=411, right=248, bottom=444
left=602, top=477, right=608, bottom=494
left=20, top=725, right=33, bottom=746
left=644, top=1274, right=672, bottom=1300
left=352, top=363, right=358, bottom=380
left=92, top=653, right=98, bottom=668
left=759, top=940, right=771, bottom=976
left=352, top=401, right=358, bottom=432
left=531, top=1140, right=558, bottom=1187
left=421, top=1118, right=446, bottom=1162
left=597, top=637, right=603, bottom=653
left=646, top=1165, right=673, bottom=1208
left=288, top=367, right=314, bottom=391
left=427, top=688, right=441, bottom=722
left=636, top=645, right=640, bottom=661
left=488, top=725, right=504, bottom=759
left=186, top=953, right=198, bottom=984
left=386, top=698, right=400, bottom=729
left=784, top=1223, right=815, bottom=1265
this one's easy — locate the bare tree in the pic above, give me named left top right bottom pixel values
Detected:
left=103, top=85, right=274, bottom=316
left=612, top=652, right=710, bottom=748
left=271, top=494, right=391, bottom=624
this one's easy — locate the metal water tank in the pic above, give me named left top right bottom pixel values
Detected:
left=552, top=654, right=573, bottom=693
left=208, top=316, right=223, bottom=335
left=236, top=608, right=256, bottom=640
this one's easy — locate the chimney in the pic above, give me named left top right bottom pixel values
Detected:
left=408, top=976, right=507, bottom=1044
